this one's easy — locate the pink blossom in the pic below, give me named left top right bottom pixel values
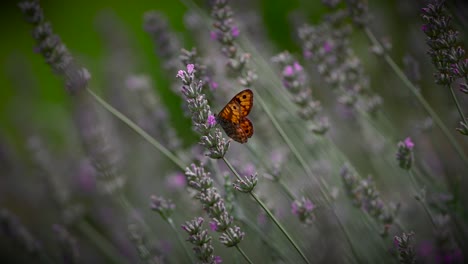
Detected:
left=304, top=199, right=315, bottom=211
left=404, top=137, right=414, bottom=150
left=214, top=256, right=223, bottom=264
left=187, top=64, right=195, bottom=74
left=293, top=62, right=303, bottom=72
left=231, top=26, right=240, bottom=37
left=166, top=172, right=186, bottom=190
left=209, top=221, right=218, bottom=231
left=283, top=65, right=294, bottom=77
left=176, top=70, right=184, bottom=79
left=323, top=41, right=333, bottom=53
left=207, top=115, right=217, bottom=126
left=210, top=81, right=219, bottom=90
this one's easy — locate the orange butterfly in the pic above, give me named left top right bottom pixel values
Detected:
left=216, top=89, right=254, bottom=143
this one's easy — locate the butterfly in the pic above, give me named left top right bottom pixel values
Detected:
left=216, top=89, right=254, bottom=143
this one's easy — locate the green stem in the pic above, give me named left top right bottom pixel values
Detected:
left=235, top=245, right=254, bottom=264
left=223, top=157, right=310, bottom=264
left=255, top=95, right=314, bottom=179
left=364, top=27, right=468, bottom=167
left=249, top=192, right=310, bottom=264
left=77, top=221, right=129, bottom=264
left=87, top=88, right=185, bottom=169
left=167, top=218, right=194, bottom=263
left=448, top=84, right=468, bottom=126
left=408, top=170, right=436, bottom=228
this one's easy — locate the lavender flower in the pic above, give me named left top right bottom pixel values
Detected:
left=74, top=92, right=126, bottom=195
left=181, top=217, right=221, bottom=263
left=143, top=11, right=181, bottom=74
left=291, top=197, right=316, bottom=224
left=53, top=224, right=79, bottom=264
left=150, top=196, right=175, bottom=221
left=233, top=173, right=258, bottom=193
left=394, top=232, right=416, bottom=264
left=396, top=137, right=414, bottom=170
left=27, top=136, right=85, bottom=225
left=19, top=0, right=125, bottom=195
left=272, top=51, right=329, bottom=134
left=340, top=163, right=362, bottom=206
left=185, top=163, right=244, bottom=247
left=421, top=0, right=468, bottom=135
left=219, top=226, right=245, bottom=247
left=421, top=0, right=467, bottom=87
left=179, top=48, right=218, bottom=94
left=210, top=0, right=257, bottom=87
left=125, top=74, right=181, bottom=151
left=298, top=11, right=382, bottom=113
left=19, top=0, right=89, bottom=94
left=165, top=172, right=186, bottom=191
left=340, top=164, right=399, bottom=236
left=177, top=64, right=230, bottom=159
left=211, top=0, right=239, bottom=59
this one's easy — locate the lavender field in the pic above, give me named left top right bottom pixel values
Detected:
left=1, top=0, right=467, bottom=263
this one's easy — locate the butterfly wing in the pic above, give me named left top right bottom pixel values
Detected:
left=233, top=89, right=253, bottom=117
left=240, top=118, right=254, bottom=139
left=217, top=89, right=254, bottom=144
left=218, top=98, right=241, bottom=125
